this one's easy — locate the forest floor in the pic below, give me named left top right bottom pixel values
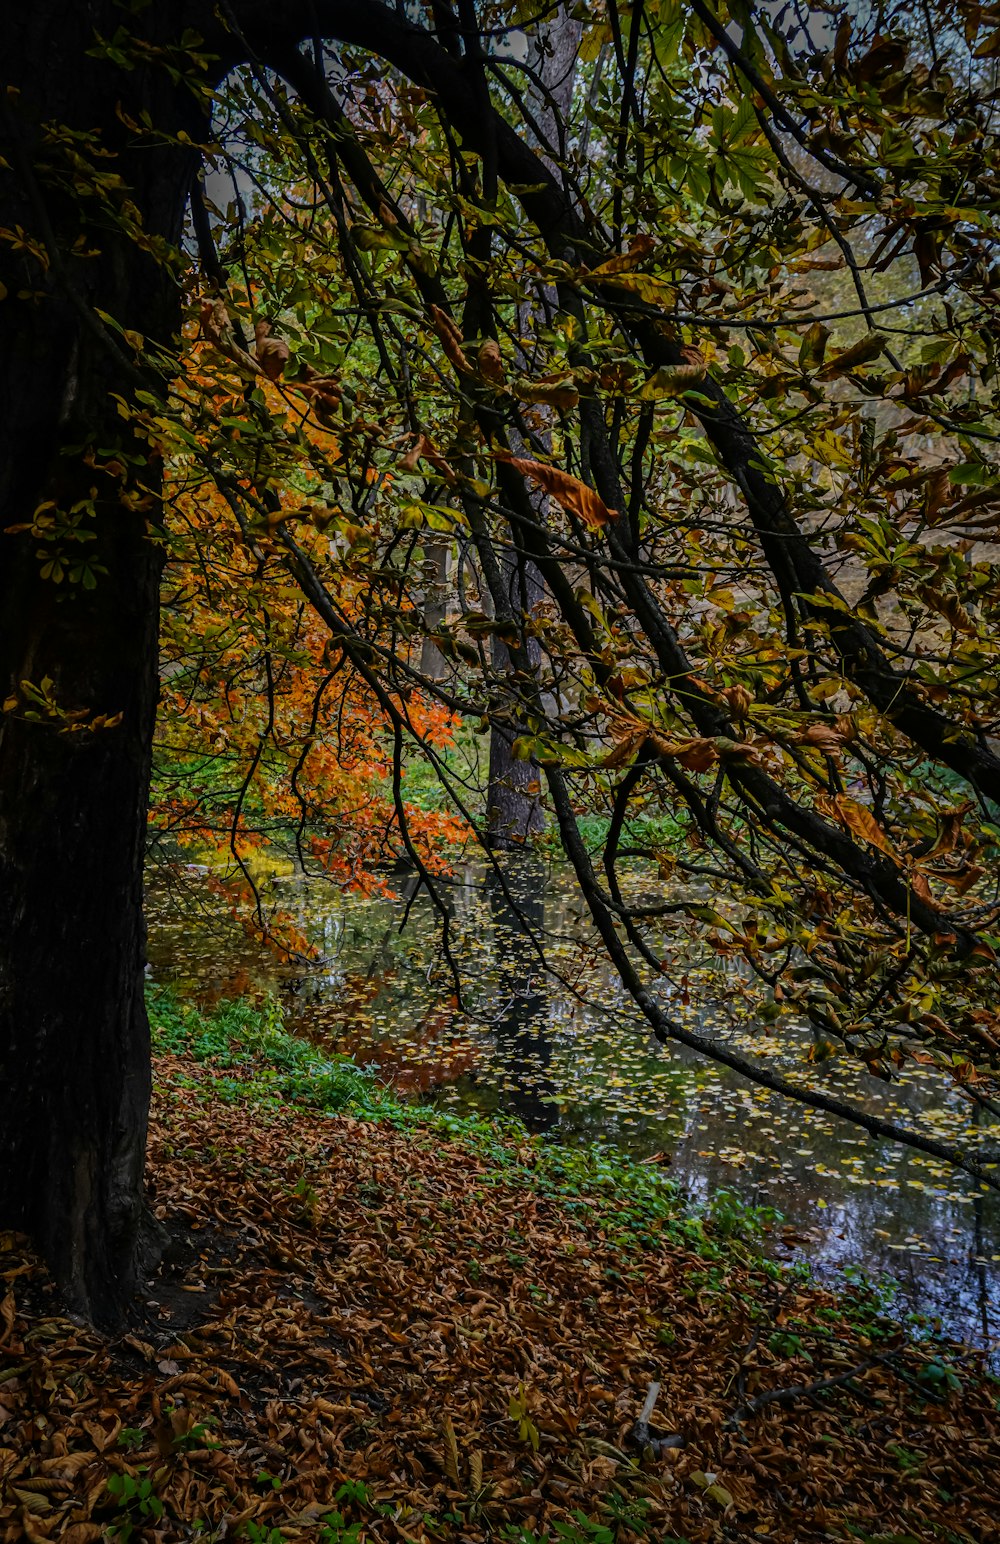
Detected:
left=1, top=995, right=998, bottom=1544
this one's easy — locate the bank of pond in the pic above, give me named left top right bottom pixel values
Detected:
left=145, top=864, right=999, bottom=1354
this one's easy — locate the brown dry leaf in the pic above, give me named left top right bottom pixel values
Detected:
left=2, top=1036, right=997, bottom=1544
left=932, top=863, right=985, bottom=896
left=601, top=730, right=646, bottom=768
left=496, top=450, right=616, bottom=529
left=854, top=34, right=908, bottom=81
left=0, top=1291, right=14, bottom=1343
left=429, top=305, right=472, bottom=374
left=10, top=1487, right=53, bottom=1515
left=817, top=332, right=887, bottom=379
left=400, top=433, right=455, bottom=480
left=38, top=1454, right=92, bottom=1481
left=477, top=339, right=505, bottom=385
left=637, top=363, right=706, bottom=400
left=796, top=723, right=844, bottom=756
left=513, top=375, right=580, bottom=410
left=937, top=482, right=1000, bottom=526
left=719, top=684, right=753, bottom=718
left=666, top=737, right=720, bottom=774
left=199, top=297, right=231, bottom=348
left=254, top=321, right=290, bottom=382
left=922, top=807, right=970, bottom=863
left=199, top=300, right=258, bottom=375
left=442, top=1413, right=460, bottom=1483
left=296, top=366, right=343, bottom=426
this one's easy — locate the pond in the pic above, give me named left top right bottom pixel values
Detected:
left=146, top=859, right=999, bottom=1351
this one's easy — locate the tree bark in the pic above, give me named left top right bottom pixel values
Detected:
left=485, top=4, right=581, bottom=850
left=420, top=540, right=451, bottom=681
left=0, top=7, right=198, bottom=1325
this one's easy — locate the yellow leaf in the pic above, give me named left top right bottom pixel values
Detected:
left=442, top=1413, right=460, bottom=1483
left=585, top=270, right=677, bottom=307
left=637, top=363, right=706, bottom=400
left=584, top=235, right=656, bottom=277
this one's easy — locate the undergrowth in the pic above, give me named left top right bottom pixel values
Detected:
left=147, top=990, right=951, bottom=1373
left=147, top=988, right=776, bottom=1268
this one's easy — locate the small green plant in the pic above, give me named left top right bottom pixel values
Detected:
left=290, top=1173, right=320, bottom=1225
left=554, top=1511, right=614, bottom=1544
left=106, top=1472, right=164, bottom=1540
left=603, top=1493, right=653, bottom=1536
left=768, top=1330, right=812, bottom=1363
left=917, top=1358, right=962, bottom=1398
left=316, top=1513, right=364, bottom=1544
left=707, top=1187, right=778, bottom=1240
left=887, top=1442, right=925, bottom=1472
left=501, top=1506, right=679, bottom=1544
left=116, top=1426, right=145, bottom=1453
left=239, top=1524, right=284, bottom=1543
left=335, top=1480, right=372, bottom=1506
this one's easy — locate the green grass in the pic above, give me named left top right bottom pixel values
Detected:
left=147, top=987, right=775, bottom=1265
left=149, top=988, right=393, bottom=1119
left=148, top=989, right=954, bottom=1336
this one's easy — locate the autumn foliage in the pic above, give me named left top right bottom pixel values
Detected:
left=152, top=329, right=466, bottom=937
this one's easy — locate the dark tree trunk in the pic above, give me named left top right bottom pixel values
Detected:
left=485, top=6, right=579, bottom=850
left=0, top=8, right=198, bottom=1325
left=486, top=550, right=546, bottom=848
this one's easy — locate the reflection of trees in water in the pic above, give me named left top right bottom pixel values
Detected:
left=665, top=1098, right=999, bottom=1339
left=483, top=858, right=558, bottom=1133
left=970, top=1105, right=994, bottom=1347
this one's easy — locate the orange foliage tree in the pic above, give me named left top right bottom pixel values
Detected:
left=152, top=332, right=466, bottom=936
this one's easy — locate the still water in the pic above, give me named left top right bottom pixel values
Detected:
left=146, top=860, right=999, bottom=1349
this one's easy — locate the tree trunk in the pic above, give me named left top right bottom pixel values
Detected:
left=0, top=8, right=197, bottom=1326
left=420, top=538, right=451, bottom=680
left=486, top=561, right=547, bottom=847
left=486, top=4, right=581, bottom=850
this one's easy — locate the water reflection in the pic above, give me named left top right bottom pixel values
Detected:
left=482, top=859, right=558, bottom=1133
left=146, top=862, right=999, bottom=1348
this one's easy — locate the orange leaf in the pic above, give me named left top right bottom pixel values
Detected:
left=818, top=793, right=897, bottom=857
left=496, top=451, right=616, bottom=529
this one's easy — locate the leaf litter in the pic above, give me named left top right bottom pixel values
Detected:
left=146, top=874, right=1000, bottom=1339
left=1, top=1041, right=999, bottom=1543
